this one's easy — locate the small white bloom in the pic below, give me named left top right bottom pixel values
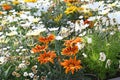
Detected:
left=20, top=14, right=28, bottom=19
left=105, top=20, right=109, bottom=26
left=101, top=17, right=107, bottom=25
left=99, top=52, right=106, bottom=61
left=0, top=56, right=6, bottom=65
left=105, top=59, right=111, bottom=68
left=0, top=32, right=3, bottom=35
left=22, top=60, right=25, bottom=63
left=32, top=18, right=40, bottom=23
left=55, top=36, right=63, bottom=40
left=9, top=26, right=17, bottom=31
left=88, top=17, right=96, bottom=21
left=19, top=46, right=23, bottom=49
left=23, top=72, right=28, bottom=77
left=19, top=53, right=23, bottom=55
left=60, top=27, right=69, bottom=34
left=110, top=31, right=115, bottom=35
left=75, top=20, right=89, bottom=32
left=29, top=73, right=34, bottom=78
left=119, top=60, right=120, bottom=69
left=26, top=3, right=36, bottom=8
left=87, top=37, right=92, bottom=44
left=6, top=31, right=18, bottom=36
left=34, top=65, right=37, bottom=69
left=118, top=26, right=120, bottom=31
left=110, top=19, right=116, bottom=26
left=21, top=22, right=31, bottom=28
left=108, top=12, right=120, bottom=25
left=7, top=46, right=10, bottom=49
left=82, top=53, right=87, bottom=58
left=115, top=15, right=120, bottom=24
left=86, top=1, right=104, bottom=11
left=16, top=49, right=20, bottom=52
left=0, top=37, right=9, bottom=43
left=79, top=31, right=86, bottom=36
left=79, top=16, right=83, bottom=19
left=26, top=28, right=46, bottom=37
left=21, top=49, right=27, bottom=52
left=108, top=3, right=117, bottom=7
left=99, top=9, right=110, bottom=15
left=102, top=28, right=106, bottom=32
left=76, top=43, right=85, bottom=50
left=30, top=50, right=34, bottom=53
left=18, top=63, right=26, bottom=69
left=59, top=27, right=70, bottom=38
left=3, top=48, right=7, bottom=50
left=48, top=27, right=59, bottom=31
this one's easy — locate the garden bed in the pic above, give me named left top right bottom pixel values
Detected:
left=0, top=0, right=120, bottom=80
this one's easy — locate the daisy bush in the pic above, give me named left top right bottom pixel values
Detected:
left=0, top=0, right=120, bottom=80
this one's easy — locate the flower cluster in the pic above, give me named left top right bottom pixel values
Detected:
left=0, top=0, right=120, bottom=80
left=32, top=34, right=83, bottom=75
left=32, top=34, right=56, bottom=64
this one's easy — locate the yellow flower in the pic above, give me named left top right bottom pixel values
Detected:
left=66, top=3, right=73, bottom=7
left=61, top=57, right=82, bottom=74
left=77, top=7, right=84, bottom=12
left=65, top=6, right=78, bottom=14
left=54, top=14, right=63, bottom=22
left=24, top=0, right=37, bottom=3
left=13, top=0, right=20, bottom=5
left=64, top=0, right=80, bottom=3
left=84, top=12, right=93, bottom=19
left=0, top=26, right=3, bottom=31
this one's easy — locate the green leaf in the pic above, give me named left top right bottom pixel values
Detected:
left=4, top=65, right=12, bottom=79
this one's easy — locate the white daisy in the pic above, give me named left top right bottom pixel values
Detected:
left=99, top=52, right=106, bottom=61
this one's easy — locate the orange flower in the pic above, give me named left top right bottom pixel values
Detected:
left=39, top=34, right=55, bottom=44
left=0, top=11, right=3, bottom=15
left=84, top=20, right=94, bottom=28
left=64, top=37, right=82, bottom=47
left=38, top=51, right=56, bottom=64
left=84, top=20, right=91, bottom=25
left=64, top=39, right=73, bottom=47
left=32, top=45, right=47, bottom=53
left=2, top=4, right=12, bottom=10
left=62, top=46, right=79, bottom=56
left=61, top=57, right=82, bottom=74
left=89, top=21, right=94, bottom=28
left=72, top=37, right=82, bottom=44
